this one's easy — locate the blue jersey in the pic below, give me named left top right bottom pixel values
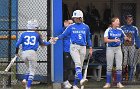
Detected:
left=121, top=25, right=139, bottom=45
left=63, top=27, right=71, bottom=52
left=58, top=23, right=92, bottom=47
left=104, top=27, right=125, bottom=47
left=16, top=31, right=50, bottom=51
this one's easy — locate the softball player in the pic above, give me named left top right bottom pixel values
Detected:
left=63, top=20, right=73, bottom=89
left=103, top=17, right=130, bottom=88
left=121, top=15, right=139, bottom=81
left=15, top=19, right=53, bottom=89
left=54, top=10, right=93, bottom=89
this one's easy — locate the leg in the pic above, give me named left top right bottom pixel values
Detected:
left=27, top=60, right=37, bottom=88
left=115, top=47, right=123, bottom=83
left=129, top=46, right=136, bottom=81
left=115, top=46, right=124, bottom=88
left=26, top=50, right=37, bottom=89
left=63, top=52, right=72, bottom=88
left=103, top=47, right=114, bottom=88
left=106, top=47, right=114, bottom=83
left=70, top=44, right=82, bottom=87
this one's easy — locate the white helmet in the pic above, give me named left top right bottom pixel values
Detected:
left=27, top=19, right=39, bottom=29
left=72, top=10, right=83, bottom=18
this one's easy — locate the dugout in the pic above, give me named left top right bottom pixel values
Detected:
left=63, top=0, right=140, bottom=47
left=63, top=0, right=140, bottom=78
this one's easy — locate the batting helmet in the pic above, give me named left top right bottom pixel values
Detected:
left=72, top=10, right=83, bottom=18
left=27, top=19, right=39, bottom=29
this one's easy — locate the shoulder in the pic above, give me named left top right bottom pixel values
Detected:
left=132, top=26, right=138, bottom=30
left=83, top=23, right=89, bottom=27
left=105, top=27, right=112, bottom=32
left=117, top=27, right=122, bottom=31
left=120, top=25, right=126, bottom=29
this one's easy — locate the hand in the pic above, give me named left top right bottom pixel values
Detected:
left=16, top=54, right=19, bottom=57
left=114, top=39, right=120, bottom=42
left=89, top=47, right=93, bottom=57
left=125, top=36, right=131, bottom=41
left=49, top=37, right=56, bottom=44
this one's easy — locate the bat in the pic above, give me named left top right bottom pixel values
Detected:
left=5, top=55, right=17, bottom=72
left=81, top=54, right=90, bottom=89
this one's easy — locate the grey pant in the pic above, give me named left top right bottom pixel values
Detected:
left=122, top=45, right=135, bottom=66
left=106, top=46, right=122, bottom=71
left=70, top=44, right=86, bottom=69
left=21, top=50, right=38, bottom=76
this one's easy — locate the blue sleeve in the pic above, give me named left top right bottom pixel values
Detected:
left=43, top=41, right=51, bottom=46
left=16, top=34, right=23, bottom=48
left=135, top=36, right=140, bottom=48
left=86, top=26, right=92, bottom=47
left=134, top=28, right=139, bottom=43
left=58, top=26, right=71, bottom=39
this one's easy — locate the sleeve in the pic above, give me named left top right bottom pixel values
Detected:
left=133, top=27, right=139, bottom=45
left=104, top=28, right=109, bottom=37
left=15, top=34, right=23, bottom=48
left=43, top=41, right=51, bottom=46
left=121, top=29, right=126, bottom=38
left=86, top=26, right=92, bottom=47
left=58, top=26, right=71, bottom=39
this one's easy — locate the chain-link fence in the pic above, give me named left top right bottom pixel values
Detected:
left=0, top=0, right=51, bottom=88
left=0, top=30, right=51, bottom=89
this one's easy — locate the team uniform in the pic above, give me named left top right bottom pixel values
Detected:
left=16, top=20, right=51, bottom=89
left=104, top=27, right=126, bottom=87
left=121, top=24, right=139, bottom=81
left=63, top=26, right=73, bottom=88
left=58, top=22, right=92, bottom=88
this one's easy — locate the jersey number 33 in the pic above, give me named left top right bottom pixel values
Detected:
left=24, top=36, right=36, bottom=45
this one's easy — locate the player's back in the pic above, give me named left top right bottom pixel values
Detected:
left=16, top=31, right=41, bottom=51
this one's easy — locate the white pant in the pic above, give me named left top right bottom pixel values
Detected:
left=70, top=44, right=86, bottom=68
left=106, top=46, right=122, bottom=71
left=21, top=50, right=37, bottom=76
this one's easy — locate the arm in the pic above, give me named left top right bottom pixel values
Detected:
left=104, top=28, right=120, bottom=43
left=86, top=26, right=93, bottom=57
left=104, top=37, right=120, bottom=43
left=54, top=27, right=71, bottom=41
left=15, top=34, right=23, bottom=56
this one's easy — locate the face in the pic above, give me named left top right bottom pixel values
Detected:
left=126, top=17, right=133, bottom=25
left=112, top=18, right=120, bottom=28
left=64, top=20, right=73, bottom=27
left=73, top=17, right=83, bottom=23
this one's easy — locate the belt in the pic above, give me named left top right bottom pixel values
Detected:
left=72, top=42, right=85, bottom=46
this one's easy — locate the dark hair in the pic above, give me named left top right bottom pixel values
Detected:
left=111, top=17, right=119, bottom=23
left=125, top=15, right=133, bottom=19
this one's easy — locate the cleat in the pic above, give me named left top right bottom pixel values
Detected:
left=63, top=80, right=72, bottom=89
left=26, top=87, right=31, bottom=89
left=103, top=83, right=111, bottom=88
left=80, top=79, right=88, bottom=85
left=73, top=85, right=80, bottom=89
left=22, top=79, right=27, bottom=87
left=117, top=82, right=124, bottom=88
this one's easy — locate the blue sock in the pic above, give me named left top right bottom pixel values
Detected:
left=75, top=67, right=82, bottom=80
left=73, top=76, right=79, bottom=86
left=24, top=73, right=29, bottom=81
left=27, top=75, right=34, bottom=88
left=106, top=71, right=111, bottom=83
left=116, top=70, right=122, bottom=83
left=129, top=67, right=134, bottom=81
